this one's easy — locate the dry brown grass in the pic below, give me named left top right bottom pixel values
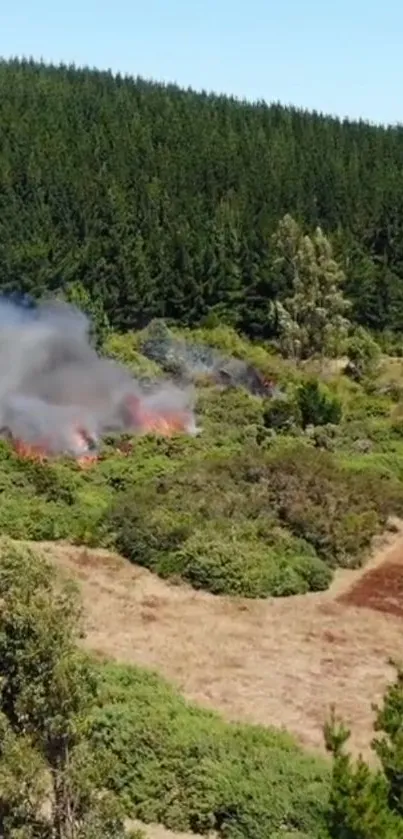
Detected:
left=15, top=521, right=403, bottom=762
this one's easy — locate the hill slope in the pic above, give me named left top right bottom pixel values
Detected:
left=27, top=520, right=403, bottom=760
left=1, top=58, right=403, bottom=333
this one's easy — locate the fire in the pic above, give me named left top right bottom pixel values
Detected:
left=71, top=428, right=99, bottom=468
left=12, top=438, right=49, bottom=463
left=138, top=411, right=191, bottom=437
left=124, top=394, right=191, bottom=438
left=9, top=395, right=194, bottom=467
left=12, top=437, right=98, bottom=469
left=12, top=426, right=99, bottom=469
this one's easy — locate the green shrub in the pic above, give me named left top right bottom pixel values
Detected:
left=1, top=323, right=402, bottom=602
left=13, top=459, right=78, bottom=505
left=104, top=466, right=334, bottom=597
left=105, top=490, right=192, bottom=568
left=197, top=386, right=265, bottom=432
left=176, top=530, right=332, bottom=597
left=91, top=663, right=329, bottom=838
left=0, top=496, right=77, bottom=541
left=237, top=444, right=403, bottom=567
left=293, top=553, right=334, bottom=592
left=344, top=390, right=391, bottom=421
left=297, top=380, right=343, bottom=429
left=263, top=396, right=301, bottom=431
left=346, top=327, right=381, bottom=381
left=311, top=425, right=339, bottom=451
left=104, top=437, right=403, bottom=591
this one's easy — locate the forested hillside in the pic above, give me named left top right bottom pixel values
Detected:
left=2, top=58, right=403, bottom=336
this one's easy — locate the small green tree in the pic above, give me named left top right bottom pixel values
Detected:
left=269, top=215, right=351, bottom=360
left=346, top=327, right=381, bottom=382
left=297, top=380, right=343, bottom=429
left=263, top=395, right=302, bottom=432
left=0, top=543, right=129, bottom=838
left=324, top=663, right=403, bottom=838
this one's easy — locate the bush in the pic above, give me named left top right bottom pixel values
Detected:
left=293, top=553, right=334, bottom=591
left=0, top=496, right=77, bottom=541
left=346, top=327, right=381, bottom=382
left=0, top=543, right=128, bottom=838
left=297, top=380, right=343, bottom=429
left=344, top=391, right=391, bottom=421
left=263, top=396, right=301, bottom=431
left=105, top=461, right=331, bottom=597
left=311, top=424, right=339, bottom=451
left=238, top=444, right=403, bottom=567
left=92, top=663, right=329, bottom=838
left=176, top=530, right=332, bottom=597
left=14, top=458, right=78, bottom=504
left=197, top=386, right=265, bottom=431
left=104, top=332, right=161, bottom=377
left=1, top=321, right=402, bottom=600
left=104, top=438, right=403, bottom=592
left=105, top=492, right=192, bottom=570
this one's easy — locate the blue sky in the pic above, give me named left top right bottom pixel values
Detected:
left=1, top=0, right=402, bottom=125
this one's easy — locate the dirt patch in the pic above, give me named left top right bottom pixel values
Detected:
left=10, top=525, right=402, bottom=762
left=337, top=519, right=403, bottom=617
left=339, top=560, right=403, bottom=617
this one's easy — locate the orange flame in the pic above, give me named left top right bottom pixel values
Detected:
left=138, top=411, right=190, bottom=437
left=71, top=428, right=99, bottom=468
left=125, top=395, right=191, bottom=438
left=12, top=427, right=99, bottom=469
left=12, top=438, right=49, bottom=463
left=10, top=397, right=193, bottom=467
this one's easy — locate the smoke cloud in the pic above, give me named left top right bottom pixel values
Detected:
left=141, top=319, right=281, bottom=398
left=0, top=298, right=198, bottom=458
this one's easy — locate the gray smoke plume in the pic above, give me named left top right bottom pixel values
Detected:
left=141, top=319, right=281, bottom=398
left=0, top=299, right=197, bottom=457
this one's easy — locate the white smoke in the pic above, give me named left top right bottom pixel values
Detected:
left=0, top=298, right=197, bottom=457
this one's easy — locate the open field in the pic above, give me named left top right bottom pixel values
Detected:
left=18, top=519, right=403, bottom=762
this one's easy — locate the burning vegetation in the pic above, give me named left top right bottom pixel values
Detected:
left=141, top=319, right=280, bottom=398
left=0, top=299, right=198, bottom=466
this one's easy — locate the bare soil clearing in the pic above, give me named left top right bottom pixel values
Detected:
left=13, top=521, right=403, bottom=760
left=338, top=546, right=403, bottom=617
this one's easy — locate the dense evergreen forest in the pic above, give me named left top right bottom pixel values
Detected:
left=1, top=57, right=403, bottom=336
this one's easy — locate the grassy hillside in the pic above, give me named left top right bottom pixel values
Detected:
left=1, top=321, right=403, bottom=598
left=2, top=57, right=403, bottom=839
left=0, top=540, right=331, bottom=839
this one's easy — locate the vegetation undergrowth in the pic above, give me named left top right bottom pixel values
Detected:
left=1, top=322, right=403, bottom=598
left=0, top=539, right=332, bottom=839
left=1, top=528, right=402, bottom=839
left=92, top=662, right=329, bottom=839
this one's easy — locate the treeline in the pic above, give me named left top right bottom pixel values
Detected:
left=1, top=57, right=403, bottom=336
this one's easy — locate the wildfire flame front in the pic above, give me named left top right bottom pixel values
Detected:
left=0, top=298, right=199, bottom=466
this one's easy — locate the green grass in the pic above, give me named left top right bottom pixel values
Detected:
left=92, top=662, right=329, bottom=839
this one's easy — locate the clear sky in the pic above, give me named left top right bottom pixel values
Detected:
left=1, top=0, right=402, bottom=126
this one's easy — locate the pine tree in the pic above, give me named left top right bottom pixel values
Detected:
left=324, top=664, right=403, bottom=838
left=1, top=59, right=403, bottom=335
